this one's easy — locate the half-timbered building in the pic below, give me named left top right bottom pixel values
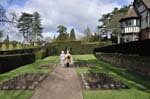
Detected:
left=120, top=0, right=150, bottom=42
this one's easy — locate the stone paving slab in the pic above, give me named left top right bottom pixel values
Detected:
left=31, top=65, right=83, bottom=99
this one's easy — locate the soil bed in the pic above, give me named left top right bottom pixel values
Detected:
left=0, top=73, right=47, bottom=90
left=74, top=61, right=94, bottom=68
left=37, top=64, right=56, bottom=69
left=81, top=73, right=128, bottom=90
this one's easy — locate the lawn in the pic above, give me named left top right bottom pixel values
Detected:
left=0, top=56, right=59, bottom=99
left=0, top=54, right=150, bottom=99
left=73, top=54, right=150, bottom=99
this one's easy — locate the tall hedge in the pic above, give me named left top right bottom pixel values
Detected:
left=46, top=41, right=107, bottom=55
left=34, top=50, right=46, bottom=60
left=0, top=47, right=41, bottom=55
left=0, top=53, right=35, bottom=74
left=94, top=39, right=150, bottom=56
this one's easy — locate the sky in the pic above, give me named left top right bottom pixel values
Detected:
left=0, top=0, right=132, bottom=41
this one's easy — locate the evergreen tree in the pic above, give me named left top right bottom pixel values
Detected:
left=33, top=12, right=43, bottom=42
left=56, top=25, right=69, bottom=41
left=17, top=12, right=43, bottom=44
left=17, top=13, right=33, bottom=44
left=82, top=26, right=93, bottom=42
left=56, top=33, right=69, bottom=41
left=70, top=28, right=76, bottom=41
left=4, top=35, right=9, bottom=45
left=0, top=30, right=3, bottom=42
left=84, top=26, right=92, bottom=36
left=52, top=35, right=56, bottom=42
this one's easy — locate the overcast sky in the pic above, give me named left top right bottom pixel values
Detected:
left=0, top=0, right=132, bottom=41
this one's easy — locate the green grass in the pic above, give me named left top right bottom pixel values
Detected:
left=83, top=89, right=150, bottom=99
left=73, top=54, right=150, bottom=99
left=0, top=56, right=59, bottom=82
left=0, top=90, right=33, bottom=99
left=0, top=56, right=59, bottom=99
left=1, top=54, right=150, bottom=99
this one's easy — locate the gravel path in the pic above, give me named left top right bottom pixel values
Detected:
left=31, top=65, right=83, bottom=99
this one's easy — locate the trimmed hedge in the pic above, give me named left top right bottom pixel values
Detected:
left=0, top=53, right=35, bottom=74
left=94, top=39, right=150, bottom=56
left=0, top=47, right=41, bottom=55
left=35, top=50, right=46, bottom=60
left=46, top=41, right=107, bottom=55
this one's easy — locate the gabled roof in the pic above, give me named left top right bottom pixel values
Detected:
left=120, top=5, right=140, bottom=22
left=143, top=0, right=150, bottom=8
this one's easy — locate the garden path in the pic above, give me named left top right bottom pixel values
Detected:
left=31, top=65, right=83, bottom=99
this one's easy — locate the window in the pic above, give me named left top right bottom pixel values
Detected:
left=147, top=11, right=150, bottom=27
left=133, top=19, right=136, bottom=26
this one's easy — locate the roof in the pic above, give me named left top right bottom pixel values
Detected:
left=120, top=5, right=140, bottom=22
left=143, top=0, right=150, bottom=8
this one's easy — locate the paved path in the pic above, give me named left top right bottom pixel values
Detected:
left=31, top=65, right=83, bottom=99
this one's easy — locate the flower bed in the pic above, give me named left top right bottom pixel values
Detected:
left=0, top=73, right=47, bottom=90
left=80, top=73, right=128, bottom=90
left=74, top=62, right=94, bottom=68
left=37, top=64, right=56, bottom=69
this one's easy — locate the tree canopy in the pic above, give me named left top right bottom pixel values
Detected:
left=99, top=6, right=129, bottom=34
left=57, top=25, right=67, bottom=34
left=17, top=12, right=43, bottom=44
left=56, top=25, right=69, bottom=41
left=98, top=6, right=129, bottom=43
left=33, top=12, right=43, bottom=42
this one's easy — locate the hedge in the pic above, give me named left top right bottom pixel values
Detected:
left=94, top=39, right=150, bottom=56
left=45, top=41, right=107, bottom=55
left=34, top=50, right=46, bottom=60
left=0, top=47, right=41, bottom=55
left=0, top=53, right=35, bottom=74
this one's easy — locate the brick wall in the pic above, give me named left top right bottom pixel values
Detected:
left=95, top=53, right=150, bottom=80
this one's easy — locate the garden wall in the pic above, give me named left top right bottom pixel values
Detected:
left=0, top=53, right=35, bottom=74
left=95, top=53, right=150, bottom=80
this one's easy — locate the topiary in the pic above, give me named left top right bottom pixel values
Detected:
left=16, top=43, right=22, bottom=49
left=1, top=43, right=7, bottom=50
left=34, top=43, right=38, bottom=47
left=8, top=44, right=14, bottom=50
